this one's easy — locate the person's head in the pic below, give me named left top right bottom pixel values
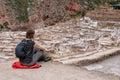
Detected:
left=26, top=28, right=35, bottom=39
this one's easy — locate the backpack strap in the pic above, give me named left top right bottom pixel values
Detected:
left=23, top=40, right=35, bottom=56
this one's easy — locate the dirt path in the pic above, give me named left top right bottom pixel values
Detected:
left=0, top=59, right=119, bottom=80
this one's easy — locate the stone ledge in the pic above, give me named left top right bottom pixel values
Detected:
left=54, top=48, right=120, bottom=65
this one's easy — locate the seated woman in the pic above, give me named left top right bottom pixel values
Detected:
left=15, top=28, right=51, bottom=66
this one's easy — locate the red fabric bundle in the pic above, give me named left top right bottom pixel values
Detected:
left=12, top=61, right=41, bottom=69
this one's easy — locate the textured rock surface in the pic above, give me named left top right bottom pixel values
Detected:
left=0, top=8, right=120, bottom=63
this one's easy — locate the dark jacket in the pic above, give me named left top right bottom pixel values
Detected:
left=19, top=39, right=35, bottom=64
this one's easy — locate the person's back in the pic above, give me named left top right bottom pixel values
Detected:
left=24, top=39, right=35, bottom=56
left=19, top=39, right=35, bottom=64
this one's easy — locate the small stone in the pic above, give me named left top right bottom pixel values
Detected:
left=5, top=53, right=14, bottom=56
left=1, top=40, right=11, bottom=44
left=3, top=49, right=13, bottom=52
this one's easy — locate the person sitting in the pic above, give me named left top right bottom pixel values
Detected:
left=15, top=28, right=51, bottom=66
